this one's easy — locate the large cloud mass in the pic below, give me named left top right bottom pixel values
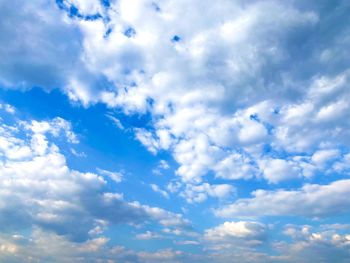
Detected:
left=1, top=0, right=350, bottom=261
left=0, top=107, right=190, bottom=243
left=1, top=0, right=350, bottom=192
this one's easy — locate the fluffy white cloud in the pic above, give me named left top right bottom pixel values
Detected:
left=311, top=149, right=340, bottom=167
left=97, top=168, right=123, bottom=183
left=137, top=204, right=190, bottom=229
left=202, top=223, right=350, bottom=263
left=24, top=117, right=79, bottom=144
left=2, top=0, right=350, bottom=201
left=216, top=179, right=350, bottom=218
left=275, top=224, right=350, bottom=263
left=258, top=158, right=301, bottom=184
left=214, top=153, right=257, bottom=180
left=0, top=103, right=15, bottom=114
left=180, top=183, right=234, bottom=203
left=0, top=0, right=326, bottom=186
left=0, top=109, right=190, bottom=243
left=0, top=229, right=196, bottom=263
left=0, top=118, right=138, bottom=242
left=204, top=221, right=266, bottom=241
left=134, top=128, right=161, bottom=154
left=202, top=221, right=273, bottom=263
left=2, top=1, right=350, bottom=261
left=333, top=153, right=350, bottom=173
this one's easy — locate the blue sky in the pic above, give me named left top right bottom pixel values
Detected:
left=1, top=0, right=350, bottom=262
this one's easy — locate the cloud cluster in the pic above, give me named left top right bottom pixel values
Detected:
left=2, top=3, right=350, bottom=262
left=1, top=108, right=350, bottom=261
left=216, top=179, right=350, bottom=218
left=276, top=224, right=350, bottom=263
left=0, top=229, right=193, bottom=263
left=0, top=107, right=189, bottom=243
left=200, top=222, right=350, bottom=263
left=2, top=0, right=350, bottom=202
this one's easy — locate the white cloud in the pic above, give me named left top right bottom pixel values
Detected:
left=214, top=153, right=257, bottom=180
left=134, top=203, right=190, bottom=229
left=152, top=159, right=170, bottom=175
left=166, top=181, right=182, bottom=194
left=0, top=111, right=191, bottom=243
left=258, top=158, right=301, bottom=184
left=137, top=248, right=185, bottom=263
left=276, top=224, right=350, bottom=263
left=134, top=128, right=160, bottom=154
left=311, top=149, right=340, bottom=167
left=2, top=0, right=349, bottom=194
left=0, top=229, right=195, bottom=263
left=106, top=114, right=125, bottom=130
left=70, top=148, right=87, bottom=158
left=135, top=231, right=162, bottom=240
left=97, top=168, right=123, bottom=183
left=333, top=153, right=350, bottom=173
left=46, top=0, right=327, bottom=189
left=159, top=160, right=170, bottom=170
left=2, top=1, right=350, bottom=261
left=174, top=240, right=200, bottom=246
left=238, top=119, right=268, bottom=145
left=202, top=221, right=271, bottom=263
left=23, top=117, right=78, bottom=144
left=0, top=103, right=15, bottom=114
left=204, top=221, right=266, bottom=241
left=150, top=184, right=169, bottom=199
left=180, top=183, right=234, bottom=203
left=216, top=179, right=350, bottom=218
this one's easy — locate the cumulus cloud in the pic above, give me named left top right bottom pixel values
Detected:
left=0, top=108, right=190, bottom=243
left=180, top=183, right=234, bottom=203
left=216, top=179, right=350, bottom=218
left=137, top=204, right=190, bottom=229
left=201, top=221, right=269, bottom=262
left=1, top=0, right=350, bottom=196
left=2, top=1, right=350, bottom=261
left=258, top=158, right=301, bottom=184
left=0, top=229, right=196, bottom=263
left=24, top=117, right=79, bottom=144
left=201, top=222, right=350, bottom=263
left=0, top=0, right=343, bottom=186
left=275, top=224, right=350, bottom=263
left=0, top=117, right=140, bottom=242
left=204, top=221, right=266, bottom=241
left=2, top=223, right=349, bottom=263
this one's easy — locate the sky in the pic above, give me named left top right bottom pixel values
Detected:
left=1, top=0, right=350, bottom=262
